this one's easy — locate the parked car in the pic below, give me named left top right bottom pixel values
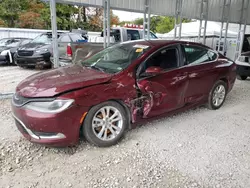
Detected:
left=235, top=51, right=250, bottom=80
left=11, top=40, right=237, bottom=147
left=0, top=37, right=31, bottom=65
left=15, top=31, right=85, bottom=69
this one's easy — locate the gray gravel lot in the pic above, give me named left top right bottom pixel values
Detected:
left=1, top=66, right=250, bottom=188
left=0, top=66, right=41, bottom=94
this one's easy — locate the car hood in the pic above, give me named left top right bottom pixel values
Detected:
left=0, top=46, right=10, bottom=52
left=16, top=65, right=113, bottom=98
left=18, top=43, right=51, bottom=51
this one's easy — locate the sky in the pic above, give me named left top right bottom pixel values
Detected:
left=113, top=10, right=143, bottom=22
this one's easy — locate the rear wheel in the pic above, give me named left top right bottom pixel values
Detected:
left=237, top=75, right=247, bottom=80
left=83, top=101, right=128, bottom=147
left=207, top=80, right=227, bottom=110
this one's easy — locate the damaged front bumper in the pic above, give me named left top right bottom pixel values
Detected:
left=11, top=102, right=85, bottom=146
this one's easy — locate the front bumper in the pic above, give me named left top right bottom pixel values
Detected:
left=13, top=114, right=66, bottom=140
left=11, top=101, right=88, bottom=146
left=0, top=55, right=8, bottom=64
left=16, top=53, right=51, bottom=67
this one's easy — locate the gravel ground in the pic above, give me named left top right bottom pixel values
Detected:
left=0, top=66, right=41, bottom=94
left=1, top=66, right=250, bottom=188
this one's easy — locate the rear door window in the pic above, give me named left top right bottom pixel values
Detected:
left=184, top=46, right=216, bottom=65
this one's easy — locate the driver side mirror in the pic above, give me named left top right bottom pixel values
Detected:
left=140, top=66, right=164, bottom=77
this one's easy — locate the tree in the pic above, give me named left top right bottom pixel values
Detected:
left=0, top=19, right=6, bottom=27
left=110, top=11, right=119, bottom=26
left=155, top=16, right=175, bottom=33
left=127, top=16, right=191, bottom=34
left=0, top=0, right=28, bottom=27
left=134, top=18, right=143, bottom=25
left=19, top=1, right=45, bottom=29
left=88, top=8, right=103, bottom=31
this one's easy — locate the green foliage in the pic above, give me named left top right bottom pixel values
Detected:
left=0, top=0, right=28, bottom=27
left=155, top=16, right=175, bottom=34
left=0, top=0, right=190, bottom=34
left=130, top=16, right=191, bottom=34
left=134, top=18, right=143, bottom=25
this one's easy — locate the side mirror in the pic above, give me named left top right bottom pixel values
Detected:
left=140, top=66, right=163, bottom=77
left=146, top=66, right=163, bottom=74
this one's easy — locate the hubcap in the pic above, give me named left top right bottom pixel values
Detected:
left=92, top=106, right=123, bottom=141
left=212, top=85, right=226, bottom=107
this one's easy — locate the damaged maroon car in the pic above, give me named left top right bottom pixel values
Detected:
left=11, top=40, right=237, bottom=147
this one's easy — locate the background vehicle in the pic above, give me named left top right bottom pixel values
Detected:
left=12, top=40, right=236, bottom=147
left=235, top=51, right=250, bottom=80
left=89, top=26, right=158, bottom=43
left=0, top=37, right=31, bottom=65
left=53, top=26, right=158, bottom=67
left=235, top=35, right=250, bottom=80
left=15, top=31, right=86, bottom=69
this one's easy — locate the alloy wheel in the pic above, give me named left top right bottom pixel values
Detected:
left=92, top=106, right=123, bottom=141
left=212, top=84, right=226, bottom=107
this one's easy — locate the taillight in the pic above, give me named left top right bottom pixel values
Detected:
left=67, top=43, right=72, bottom=57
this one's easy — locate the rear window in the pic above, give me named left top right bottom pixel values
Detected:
left=70, top=34, right=83, bottom=42
left=31, top=33, right=60, bottom=44
left=127, top=30, right=140, bottom=40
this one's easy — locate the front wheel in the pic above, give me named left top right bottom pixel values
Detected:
left=83, top=101, right=128, bottom=147
left=207, top=80, right=227, bottom=110
left=237, top=75, right=247, bottom=80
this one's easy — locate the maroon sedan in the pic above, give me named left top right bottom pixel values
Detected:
left=11, top=40, right=236, bottom=147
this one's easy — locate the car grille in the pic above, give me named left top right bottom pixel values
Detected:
left=18, top=50, right=34, bottom=56
left=12, top=93, right=30, bottom=107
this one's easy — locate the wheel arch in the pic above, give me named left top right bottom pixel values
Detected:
left=109, top=99, right=132, bottom=129
left=79, top=98, right=133, bottom=135
left=219, top=77, right=229, bottom=90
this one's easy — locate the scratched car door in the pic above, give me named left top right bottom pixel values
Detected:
left=182, top=45, right=220, bottom=104
left=136, top=45, right=188, bottom=118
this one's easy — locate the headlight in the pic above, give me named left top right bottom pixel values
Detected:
left=0, top=50, right=8, bottom=56
left=25, top=99, right=74, bottom=113
left=35, top=48, right=48, bottom=54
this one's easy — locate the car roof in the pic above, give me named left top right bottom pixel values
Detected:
left=121, top=39, right=212, bottom=49
left=0, top=37, right=31, bottom=40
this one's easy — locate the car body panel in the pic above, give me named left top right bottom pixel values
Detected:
left=137, top=68, right=188, bottom=118
left=11, top=40, right=237, bottom=146
left=16, top=65, right=113, bottom=98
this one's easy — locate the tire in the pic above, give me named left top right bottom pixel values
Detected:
left=207, top=80, right=227, bottom=110
left=83, top=101, right=128, bottom=147
left=237, top=75, right=247, bottom=80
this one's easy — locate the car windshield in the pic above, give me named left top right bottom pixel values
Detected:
left=31, top=33, right=59, bottom=44
left=0, top=38, right=21, bottom=47
left=81, top=43, right=151, bottom=74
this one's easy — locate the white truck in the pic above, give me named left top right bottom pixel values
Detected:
left=88, top=26, right=158, bottom=43
left=54, top=26, right=158, bottom=66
